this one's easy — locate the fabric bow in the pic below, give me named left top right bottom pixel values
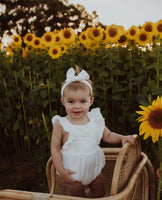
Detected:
left=65, top=68, right=89, bottom=83
left=61, top=67, right=92, bottom=97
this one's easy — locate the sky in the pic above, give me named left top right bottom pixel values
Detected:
left=69, top=0, right=162, bottom=30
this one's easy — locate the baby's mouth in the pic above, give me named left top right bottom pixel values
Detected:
left=73, top=111, right=82, bottom=114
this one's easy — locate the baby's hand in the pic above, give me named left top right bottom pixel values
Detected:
left=60, top=169, right=76, bottom=184
left=122, top=135, right=135, bottom=146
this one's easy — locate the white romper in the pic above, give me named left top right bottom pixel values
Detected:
left=51, top=108, right=105, bottom=185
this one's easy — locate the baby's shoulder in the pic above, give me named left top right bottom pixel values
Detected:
left=52, top=115, right=62, bottom=126
left=88, top=108, right=104, bottom=121
left=52, top=115, right=69, bottom=134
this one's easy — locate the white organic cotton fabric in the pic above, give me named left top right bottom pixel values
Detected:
left=52, top=108, right=105, bottom=185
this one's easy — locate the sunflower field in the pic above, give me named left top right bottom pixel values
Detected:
left=0, top=20, right=162, bottom=158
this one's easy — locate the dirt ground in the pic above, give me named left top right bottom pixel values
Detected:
left=0, top=154, right=48, bottom=192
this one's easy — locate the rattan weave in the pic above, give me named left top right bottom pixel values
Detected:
left=0, top=135, right=155, bottom=200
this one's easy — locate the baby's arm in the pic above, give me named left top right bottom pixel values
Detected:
left=51, top=120, right=76, bottom=184
left=102, top=126, right=135, bottom=145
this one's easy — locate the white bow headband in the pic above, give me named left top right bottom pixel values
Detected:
left=61, top=68, right=93, bottom=97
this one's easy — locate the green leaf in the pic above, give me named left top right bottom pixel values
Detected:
left=13, top=120, right=20, bottom=131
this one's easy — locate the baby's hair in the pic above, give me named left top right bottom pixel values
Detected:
left=61, top=66, right=93, bottom=97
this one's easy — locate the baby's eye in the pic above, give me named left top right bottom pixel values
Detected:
left=81, top=100, right=86, bottom=103
left=68, top=100, right=74, bottom=103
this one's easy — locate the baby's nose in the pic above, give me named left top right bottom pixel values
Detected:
left=74, top=102, right=80, bottom=108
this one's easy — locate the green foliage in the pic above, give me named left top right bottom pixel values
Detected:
left=0, top=43, right=162, bottom=157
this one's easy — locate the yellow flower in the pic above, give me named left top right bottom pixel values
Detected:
left=106, top=25, right=124, bottom=44
left=53, top=32, right=63, bottom=45
left=48, top=45, right=61, bottom=59
left=61, top=28, right=76, bottom=44
left=60, top=44, right=67, bottom=55
left=142, top=21, right=156, bottom=40
left=31, top=37, right=42, bottom=49
left=6, top=44, right=14, bottom=56
left=79, top=29, right=95, bottom=48
left=79, top=31, right=88, bottom=45
left=127, top=25, right=140, bottom=40
left=101, top=30, right=108, bottom=44
left=87, top=26, right=104, bottom=42
left=23, top=33, right=35, bottom=45
left=41, top=32, right=54, bottom=47
left=136, top=96, right=162, bottom=143
left=155, top=20, right=162, bottom=39
left=12, top=34, right=22, bottom=47
left=25, top=45, right=34, bottom=54
left=136, top=30, right=152, bottom=46
left=117, top=31, right=128, bottom=47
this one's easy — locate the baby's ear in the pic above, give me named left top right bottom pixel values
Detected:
left=61, top=97, right=64, bottom=106
left=90, top=97, right=94, bottom=106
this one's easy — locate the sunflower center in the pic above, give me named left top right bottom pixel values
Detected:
left=148, top=109, right=162, bottom=129
left=157, top=24, right=162, bottom=33
left=35, top=40, right=40, bottom=45
left=109, top=28, right=117, bottom=37
left=56, top=36, right=60, bottom=42
left=93, top=29, right=99, bottom=37
left=145, top=24, right=152, bottom=32
left=52, top=49, right=58, bottom=55
left=45, top=35, right=52, bottom=42
left=139, top=33, right=147, bottom=41
left=130, top=29, right=136, bottom=36
left=64, top=31, right=71, bottom=39
left=27, top=35, right=33, bottom=41
left=61, top=46, right=65, bottom=51
left=82, top=34, right=86, bottom=40
left=118, top=35, right=126, bottom=43
left=14, top=37, right=19, bottom=42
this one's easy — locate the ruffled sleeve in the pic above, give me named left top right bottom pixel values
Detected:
left=51, top=115, right=71, bottom=132
left=88, top=108, right=105, bottom=144
left=51, top=115, right=61, bottom=126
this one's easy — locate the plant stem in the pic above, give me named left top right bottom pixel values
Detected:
left=47, top=79, right=51, bottom=116
left=42, top=112, right=50, bottom=142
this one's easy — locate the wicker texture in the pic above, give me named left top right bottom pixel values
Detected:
left=0, top=135, right=155, bottom=200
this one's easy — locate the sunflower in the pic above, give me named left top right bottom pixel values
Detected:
left=79, top=31, right=89, bottom=45
left=142, top=21, right=156, bottom=40
left=24, top=45, right=34, bottom=54
left=41, top=32, right=54, bottom=47
left=101, top=29, right=108, bottom=44
left=53, top=32, right=63, bottom=45
left=6, top=44, right=14, bottom=56
left=12, top=34, right=22, bottom=47
left=117, top=31, right=128, bottom=47
left=155, top=20, right=162, bottom=39
left=106, top=25, right=124, bottom=44
left=60, top=44, right=67, bottom=55
left=87, top=26, right=104, bottom=42
left=48, top=45, right=61, bottom=59
left=136, top=30, right=152, bottom=46
left=61, top=28, right=76, bottom=44
left=136, top=96, right=162, bottom=143
left=127, top=25, right=140, bottom=40
left=23, top=33, right=35, bottom=45
left=31, top=37, right=42, bottom=49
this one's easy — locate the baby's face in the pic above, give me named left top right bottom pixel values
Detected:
left=61, top=88, right=94, bottom=123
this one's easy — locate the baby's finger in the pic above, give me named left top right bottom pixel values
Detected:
left=68, top=170, right=76, bottom=175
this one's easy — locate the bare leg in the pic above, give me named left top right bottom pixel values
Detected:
left=86, top=173, right=105, bottom=198
left=66, top=181, right=86, bottom=197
